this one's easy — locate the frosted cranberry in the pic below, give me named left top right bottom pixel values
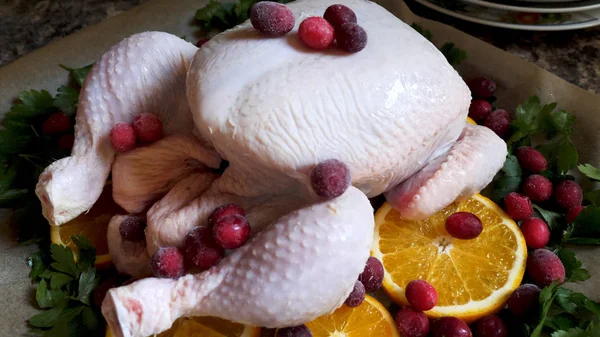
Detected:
left=515, top=147, right=547, bottom=173
left=468, top=100, right=492, bottom=123
left=58, top=134, right=75, bottom=150
left=151, top=247, right=186, bottom=278
left=522, top=174, right=553, bottom=202
left=431, top=317, right=472, bottom=337
left=405, top=280, right=438, bottom=311
left=467, top=77, right=497, bottom=99
left=42, top=112, right=72, bottom=134
left=298, top=17, right=335, bottom=50
left=336, top=22, right=368, bottom=53
left=358, top=257, right=384, bottom=292
left=208, top=204, right=246, bottom=227
left=395, top=307, right=430, bottom=337
left=310, top=159, right=351, bottom=199
left=323, top=4, right=357, bottom=28
left=133, top=113, right=163, bottom=144
left=119, top=215, right=146, bottom=242
left=345, top=280, right=366, bottom=307
left=503, top=192, right=532, bottom=221
left=276, top=325, right=312, bottom=337
left=110, top=123, right=137, bottom=152
left=566, top=205, right=585, bottom=223
left=527, top=249, right=565, bottom=287
left=507, top=284, right=541, bottom=317
left=554, top=180, right=583, bottom=209
left=445, top=212, right=483, bottom=240
left=213, top=214, right=251, bottom=249
left=250, top=2, right=295, bottom=37
left=484, top=109, right=511, bottom=139
left=475, top=315, right=507, bottom=337
left=197, top=37, right=210, bottom=47
left=183, top=227, right=224, bottom=270
left=520, top=218, right=550, bottom=249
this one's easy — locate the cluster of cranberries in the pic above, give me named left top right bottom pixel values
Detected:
left=109, top=113, right=164, bottom=152
left=466, top=78, right=512, bottom=139
left=41, top=111, right=75, bottom=150
left=249, top=1, right=367, bottom=53
left=149, top=204, right=252, bottom=278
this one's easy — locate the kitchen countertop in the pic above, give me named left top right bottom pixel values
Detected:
left=0, top=0, right=599, bottom=93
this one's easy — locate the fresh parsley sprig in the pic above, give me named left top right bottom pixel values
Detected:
left=410, top=23, right=467, bottom=68
left=195, top=0, right=291, bottom=34
left=27, top=236, right=104, bottom=337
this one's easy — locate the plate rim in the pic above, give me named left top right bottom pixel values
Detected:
left=461, top=0, right=600, bottom=13
left=415, top=0, right=600, bottom=31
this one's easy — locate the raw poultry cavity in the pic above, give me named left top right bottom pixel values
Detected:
left=34, top=0, right=507, bottom=336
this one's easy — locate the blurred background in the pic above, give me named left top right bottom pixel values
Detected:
left=0, top=0, right=598, bottom=93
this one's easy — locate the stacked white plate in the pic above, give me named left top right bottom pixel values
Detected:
left=415, top=0, right=600, bottom=30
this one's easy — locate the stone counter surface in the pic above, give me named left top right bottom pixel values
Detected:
left=1, top=0, right=599, bottom=93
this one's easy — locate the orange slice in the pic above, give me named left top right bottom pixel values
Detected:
left=466, top=117, right=477, bottom=125
left=50, top=183, right=123, bottom=268
left=105, top=317, right=261, bottom=337
left=303, top=295, right=400, bottom=337
left=372, top=194, right=527, bottom=323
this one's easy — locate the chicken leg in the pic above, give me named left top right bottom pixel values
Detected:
left=103, top=186, right=374, bottom=337
left=35, top=32, right=198, bottom=225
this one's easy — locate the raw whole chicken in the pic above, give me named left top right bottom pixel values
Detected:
left=34, top=0, right=509, bottom=335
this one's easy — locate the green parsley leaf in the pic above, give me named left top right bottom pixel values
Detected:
left=50, top=272, right=74, bottom=289
left=551, top=328, right=586, bottom=337
left=550, top=108, right=576, bottom=134
left=0, top=188, right=28, bottom=204
left=27, top=251, right=48, bottom=281
left=557, top=138, right=579, bottom=175
left=585, top=189, right=600, bottom=205
left=195, top=0, right=237, bottom=32
left=554, top=247, right=591, bottom=283
left=81, top=307, right=99, bottom=331
left=73, top=235, right=96, bottom=271
left=52, top=86, right=79, bottom=116
left=4, top=89, right=54, bottom=119
left=567, top=205, right=600, bottom=243
left=76, top=269, right=97, bottom=306
left=28, top=307, right=66, bottom=328
left=440, top=42, right=467, bottom=68
left=0, top=129, right=34, bottom=155
left=410, top=23, right=433, bottom=41
left=531, top=281, right=561, bottom=337
left=36, top=279, right=68, bottom=309
left=533, top=204, right=562, bottom=231
left=60, top=64, right=93, bottom=87
left=491, top=154, right=522, bottom=202
left=508, top=96, right=542, bottom=144
left=49, top=244, right=78, bottom=277
left=546, top=313, right=577, bottom=331
left=578, top=164, right=600, bottom=181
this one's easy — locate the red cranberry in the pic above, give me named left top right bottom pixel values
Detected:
left=395, top=307, right=430, bottom=337
left=110, top=123, right=137, bottom=153
left=445, top=212, right=483, bottom=240
left=323, top=4, right=357, bottom=28
left=520, top=217, right=550, bottom=249
left=554, top=180, right=583, bottom=209
left=515, top=147, right=547, bottom=173
left=405, top=280, right=438, bottom=311
left=522, top=174, right=553, bottom=202
left=183, top=227, right=224, bottom=270
left=298, top=17, right=335, bottom=50
left=250, top=2, right=295, bottom=37
left=119, top=215, right=146, bottom=242
left=212, top=214, right=252, bottom=249
left=310, top=159, right=351, bottom=199
left=336, top=22, right=368, bottom=53
left=527, top=249, right=566, bottom=287
left=208, top=204, right=246, bottom=227
left=42, top=112, right=72, bottom=134
left=358, top=257, right=384, bottom=292
left=467, top=77, right=497, bottom=99
left=151, top=247, right=186, bottom=279
left=475, top=315, right=508, bottom=337
left=345, top=280, right=366, bottom=307
left=468, top=100, right=492, bottom=123
left=431, top=317, right=472, bottom=337
left=483, top=109, right=511, bottom=139
left=132, top=113, right=163, bottom=144
left=503, top=192, right=533, bottom=221
left=507, top=284, right=541, bottom=317
left=566, top=205, right=585, bottom=223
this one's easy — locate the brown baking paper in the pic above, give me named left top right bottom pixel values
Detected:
left=1, top=0, right=599, bottom=335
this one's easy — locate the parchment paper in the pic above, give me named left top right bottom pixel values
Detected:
left=1, top=0, right=599, bottom=335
